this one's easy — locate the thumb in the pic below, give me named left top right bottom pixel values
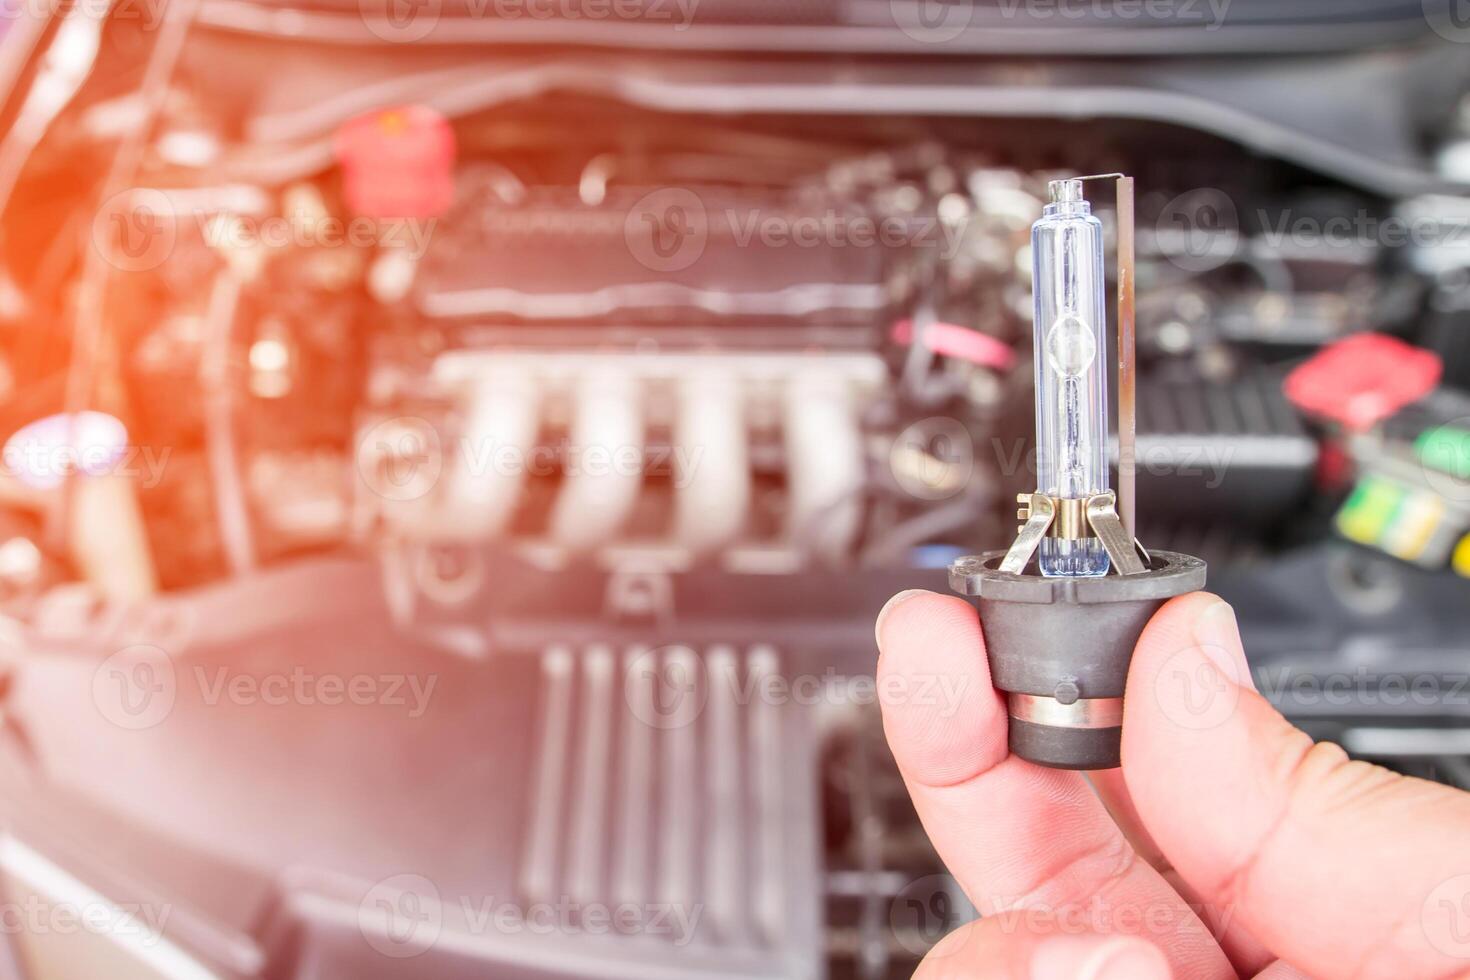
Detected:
left=913, top=914, right=1171, bottom=980
left=1123, top=592, right=1470, bottom=980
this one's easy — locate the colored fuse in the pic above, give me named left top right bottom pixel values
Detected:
left=1336, top=476, right=1403, bottom=547
left=1455, top=533, right=1470, bottom=578
left=1335, top=475, right=1446, bottom=563
left=1384, top=489, right=1445, bottom=561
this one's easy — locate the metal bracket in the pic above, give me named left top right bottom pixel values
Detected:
left=1069, top=174, right=1138, bottom=542
left=999, top=490, right=1148, bottom=576
left=1085, top=491, right=1147, bottom=575
left=1000, top=493, right=1055, bottom=574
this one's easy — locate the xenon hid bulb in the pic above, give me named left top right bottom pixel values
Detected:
left=949, top=173, right=1210, bottom=770
left=1031, top=178, right=1110, bottom=577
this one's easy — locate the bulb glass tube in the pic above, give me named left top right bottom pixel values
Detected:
left=1031, top=179, right=1110, bottom=577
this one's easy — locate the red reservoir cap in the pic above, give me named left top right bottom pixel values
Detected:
left=1284, top=332, right=1441, bottom=431
left=334, top=106, right=456, bottom=220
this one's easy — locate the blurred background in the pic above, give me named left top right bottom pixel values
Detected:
left=0, top=0, right=1465, bottom=976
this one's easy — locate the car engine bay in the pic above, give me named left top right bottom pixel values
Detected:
left=0, top=3, right=1467, bottom=977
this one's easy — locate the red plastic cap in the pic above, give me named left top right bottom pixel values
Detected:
left=334, top=106, right=456, bottom=219
left=1284, top=332, right=1441, bottom=431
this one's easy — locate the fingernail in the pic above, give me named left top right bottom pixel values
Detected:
left=1192, top=597, right=1255, bottom=691
left=1084, top=938, right=1171, bottom=980
left=875, top=589, right=928, bottom=650
left=1031, top=936, right=1170, bottom=980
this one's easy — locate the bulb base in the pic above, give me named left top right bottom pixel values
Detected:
left=949, top=550, right=1207, bottom=769
left=1010, top=719, right=1122, bottom=771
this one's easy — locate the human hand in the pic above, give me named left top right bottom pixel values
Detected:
left=875, top=589, right=1470, bottom=979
